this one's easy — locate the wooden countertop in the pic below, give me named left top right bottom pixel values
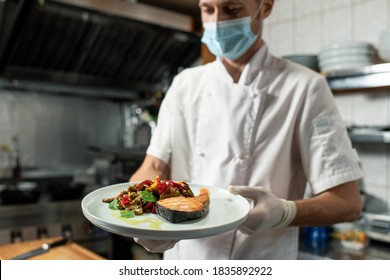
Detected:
left=0, top=237, right=105, bottom=260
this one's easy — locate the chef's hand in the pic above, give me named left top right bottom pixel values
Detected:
left=228, top=185, right=297, bottom=234
left=133, top=238, right=178, bottom=253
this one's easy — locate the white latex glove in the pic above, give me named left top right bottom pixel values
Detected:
left=133, top=238, right=178, bottom=253
left=228, top=185, right=297, bottom=235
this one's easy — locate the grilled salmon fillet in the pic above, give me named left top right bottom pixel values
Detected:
left=156, top=188, right=210, bottom=223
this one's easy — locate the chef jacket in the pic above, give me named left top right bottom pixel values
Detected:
left=146, top=43, right=363, bottom=259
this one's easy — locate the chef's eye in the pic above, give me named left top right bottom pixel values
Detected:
left=200, top=6, right=214, bottom=15
left=223, top=5, right=242, bottom=16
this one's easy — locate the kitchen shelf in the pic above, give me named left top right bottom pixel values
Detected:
left=0, top=78, right=141, bottom=102
left=327, top=64, right=390, bottom=143
left=348, top=131, right=390, bottom=143
left=326, top=63, right=390, bottom=93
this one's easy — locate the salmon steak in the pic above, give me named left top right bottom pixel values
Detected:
left=156, top=188, right=210, bottom=223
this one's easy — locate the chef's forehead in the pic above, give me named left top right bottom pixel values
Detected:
left=199, top=0, right=259, bottom=6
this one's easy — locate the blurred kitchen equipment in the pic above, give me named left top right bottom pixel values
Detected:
left=378, top=30, right=390, bottom=62
left=47, top=181, right=85, bottom=201
left=10, top=136, right=21, bottom=179
left=0, top=144, right=11, bottom=178
left=300, top=226, right=331, bottom=255
left=364, top=213, right=390, bottom=244
left=0, top=0, right=200, bottom=98
left=0, top=182, right=40, bottom=205
left=86, top=144, right=147, bottom=187
left=319, top=42, right=379, bottom=73
left=282, top=55, right=319, bottom=71
left=121, top=101, right=156, bottom=150
left=86, top=146, right=117, bottom=187
left=0, top=192, right=113, bottom=258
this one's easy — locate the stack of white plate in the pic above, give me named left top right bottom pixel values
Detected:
left=282, top=55, right=319, bottom=71
left=319, top=42, right=378, bottom=72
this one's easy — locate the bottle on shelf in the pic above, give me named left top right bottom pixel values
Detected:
left=0, top=144, right=12, bottom=178
left=11, top=136, right=21, bottom=179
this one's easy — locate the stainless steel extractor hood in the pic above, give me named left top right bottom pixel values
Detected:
left=0, top=0, right=201, bottom=99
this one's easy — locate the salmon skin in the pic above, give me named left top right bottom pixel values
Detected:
left=156, top=188, right=210, bottom=223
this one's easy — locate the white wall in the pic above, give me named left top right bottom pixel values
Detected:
left=263, top=0, right=390, bottom=213
left=264, top=0, right=389, bottom=56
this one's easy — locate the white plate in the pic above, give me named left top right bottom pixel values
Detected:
left=319, top=48, right=376, bottom=60
left=81, top=182, right=250, bottom=240
left=319, top=58, right=375, bottom=69
left=320, top=61, right=374, bottom=72
left=319, top=55, right=375, bottom=65
left=321, top=41, right=374, bottom=53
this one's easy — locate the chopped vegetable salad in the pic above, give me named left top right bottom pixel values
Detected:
left=103, top=176, right=194, bottom=218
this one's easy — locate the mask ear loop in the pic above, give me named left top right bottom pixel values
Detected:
left=251, top=0, right=265, bottom=22
left=251, top=0, right=265, bottom=37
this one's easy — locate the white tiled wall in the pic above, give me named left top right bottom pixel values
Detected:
left=264, top=0, right=390, bottom=55
left=263, top=0, right=390, bottom=213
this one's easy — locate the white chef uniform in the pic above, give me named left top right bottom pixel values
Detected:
left=146, top=43, right=363, bottom=259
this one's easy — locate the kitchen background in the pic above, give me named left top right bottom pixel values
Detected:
left=263, top=0, right=390, bottom=213
left=0, top=0, right=201, bottom=259
left=0, top=0, right=390, bottom=260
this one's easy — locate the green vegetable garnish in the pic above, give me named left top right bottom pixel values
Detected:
left=109, top=198, right=118, bottom=210
left=120, top=210, right=135, bottom=218
left=141, top=190, right=156, bottom=202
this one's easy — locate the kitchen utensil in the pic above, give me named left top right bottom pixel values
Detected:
left=10, top=238, right=69, bottom=260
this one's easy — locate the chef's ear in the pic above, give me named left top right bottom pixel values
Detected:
left=261, top=0, right=274, bottom=19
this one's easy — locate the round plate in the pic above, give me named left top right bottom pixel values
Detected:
left=319, top=48, right=376, bottom=61
left=320, top=61, right=373, bottom=72
left=321, top=41, right=374, bottom=53
left=81, top=182, right=250, bottom=240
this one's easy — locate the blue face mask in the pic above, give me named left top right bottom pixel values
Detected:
left=201, top=16, right=257, bottom=60
left=201, top=1, right=264, bottom=60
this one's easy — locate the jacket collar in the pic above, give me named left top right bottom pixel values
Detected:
left=214, top=41, right=271, bottom=86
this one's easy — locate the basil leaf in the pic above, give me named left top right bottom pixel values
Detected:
left=141, top=190, right=156, bottom=202
left=109, top=198, right=118, bottom=210
left=120, top=210, right=135, bottom=218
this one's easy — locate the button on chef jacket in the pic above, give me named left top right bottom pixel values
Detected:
left=147, top=43, right=363, bottom=259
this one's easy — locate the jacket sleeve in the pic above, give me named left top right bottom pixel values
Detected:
left=297, top=76, right=364, bottom=195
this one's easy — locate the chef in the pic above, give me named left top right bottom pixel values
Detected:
left=130, top=0, right=363, bottom=259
